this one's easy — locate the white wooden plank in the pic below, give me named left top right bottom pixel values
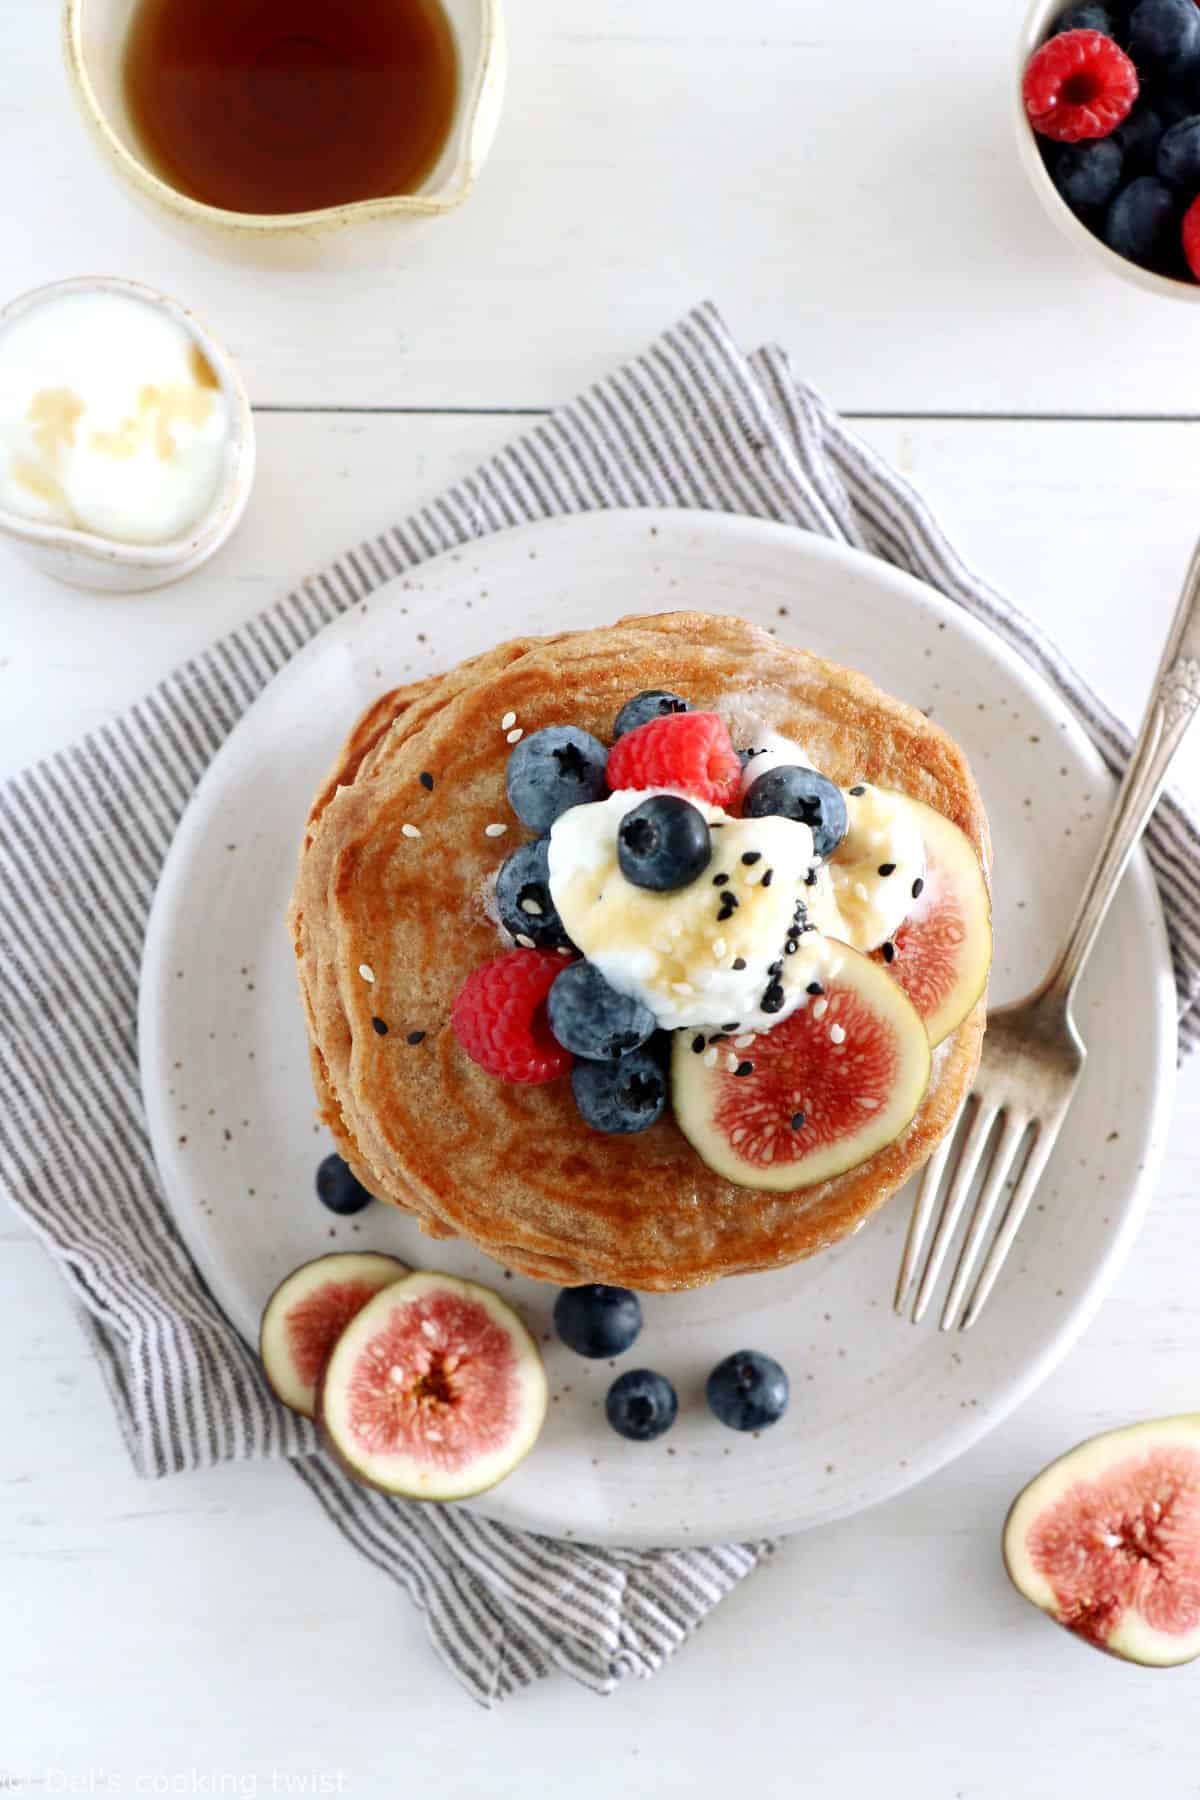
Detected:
left=3, top=412, right=1199, bottom=799
left=5, top=0, right=1200, bottom=411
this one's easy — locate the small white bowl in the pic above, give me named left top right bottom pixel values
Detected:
left=1015, top=0, right=1200, bottom=299
left=63, top=0, right=506, bottom=265
left=0, top=277, right=256, bottom=592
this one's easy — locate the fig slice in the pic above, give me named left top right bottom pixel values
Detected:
left=259, top=1251, right=409, bottom=1419
left=318, top=1270, right=548, bottom=1501
left=872, top=799, right=991, bottom=1048
left=1003, top=1415, right=1200, bottom=1667
left=671, top=944, right=931, bottom=1191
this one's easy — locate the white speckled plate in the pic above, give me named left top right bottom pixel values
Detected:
left=138, top=510, right=1176, bottom=1547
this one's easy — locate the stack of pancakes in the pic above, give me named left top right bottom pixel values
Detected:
left=289, top=612, right=989, bottom=1290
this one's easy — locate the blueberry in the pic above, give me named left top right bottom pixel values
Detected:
left=1158, top=112, right=1200, bottom=183
left=571, top=1047, right=668, bottom=1133
left=315, top=1153, right=374, bottom=1215
left=617, top=794, right=712, bottom=892
left=1104, top=174, right=1181, bottom=267
left=706, top=1350, right=790, bottom=1432
left=1129, top=0, right=1200, bottom=73
left=743, top=765, right=848, bottom=859
left=605, top=1368, right=678, bottom=1441
left=1055, top=3, right=1115, bottom=32
left=548, top=960, right=657, bottom=1059
left=495, top=836, right=570, bottom=949
left=613, top=689, right=690, bottom=739
left=553, top=1284, right=643, bottom=1358
left=506, top=726, right=608, bottom=833
left=1113, top=103, right=1165, bottom=171
left=1051, top=137, right=1124, bottom=212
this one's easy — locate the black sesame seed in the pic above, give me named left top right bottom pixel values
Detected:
left=849, top=784, right=866, bottom=796
left=761, top=983, right=785, bottom=1014
left=419, top=771, right=435, bottom=792
left=710, top=822, right=726, bottom=829
left=912, top=877, right=925, bottom=899
left=692, top=1034, right=705, bottom=1054
left=371, top=1017, right=389, bottom=1036
left=791, top=1111, right=807, bottom=1131
left=734, top=1061, right=754, bottom=1077
left=878, top=862, right=896, bottom=877
left=741, top=851, right=762, bottom=866
left=761, top=868, right=774, bottom=888
left=732, top=957, right=747, bottom=971
left=767, top=960, right=783, bottom=977
left=406, top=1029, right=427, bottom=1044
left=882, top=941, right=896, bottom=964
left=804, top=870, right=818, bottom=887
left=806, top=981, right=824, bottom=996
left=722, top=1022, right=740, bottom=1033
left=713, top=872, right=729, bottom=886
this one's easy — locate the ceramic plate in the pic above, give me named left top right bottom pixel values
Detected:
left=139, top=510, right=1176, bottom=1547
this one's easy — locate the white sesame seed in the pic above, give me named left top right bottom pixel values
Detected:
left=734, top=1033, right=754, bottom=1048
left=519, top=897, right=543, bottom=916
left=725, top=1053, right=740, bottom=1072
left=830, top=1023, right=846, bottom=1045
left=712, top=938, right=728, bottom=959
left=420, top=1319, right=438, bottom=1340
left=485, top=822, right=508, bottom=838
left=358, top=964, right=375, bottom=984
left=671, top=982, right=694, bottom=996
left=501, top=711, right=517, bottom=730
left=703, top=1048, right=719, bottom=1068
left=813, top=997, right=829, bottom=1021
left=854, top=881, right=869, bottom=902
left=556, top=945, right=572, bottom=955
left=829, top=957, right=844, bottom=978
left=506, top=727, right=524, bottom=744
left=515, top=933, right=535, bottom=948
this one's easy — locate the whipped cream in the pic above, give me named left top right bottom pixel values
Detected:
left=739, top=728, right=924, bottom=952
left=548, top=790, right=823, bottom=1033
left=0, top=289, right=230, bottom=544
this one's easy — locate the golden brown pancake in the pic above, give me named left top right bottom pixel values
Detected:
left=289, top=613, right=989, bottom=1290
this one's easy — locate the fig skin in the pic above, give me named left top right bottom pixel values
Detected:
left=258, top=1251, right=409, bottom=1418
left=1002, top=1414, right=1200, bottom=1669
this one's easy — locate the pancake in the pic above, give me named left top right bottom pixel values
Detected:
left=289, top=612, right=989, bottom=1290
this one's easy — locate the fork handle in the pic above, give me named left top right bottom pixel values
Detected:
left=1037, top=534, right=1200, bottom=1014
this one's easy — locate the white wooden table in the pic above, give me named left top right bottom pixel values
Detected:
left=4, top=3, right=1200, bottom=1793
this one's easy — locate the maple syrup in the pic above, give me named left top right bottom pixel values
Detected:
left=123, top=0, right=459, bottom=216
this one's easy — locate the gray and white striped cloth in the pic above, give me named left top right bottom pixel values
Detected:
left=2, top=303, right=1198, bottom=1708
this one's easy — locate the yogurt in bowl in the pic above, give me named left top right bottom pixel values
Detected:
left=0, top=277, right=255, bottom=590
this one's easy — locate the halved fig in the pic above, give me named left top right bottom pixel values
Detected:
left=319, top=1270, right=548, bottom=1501
left=672, top=944, right=931, bottom=1191
left=873, top=799, right=991, bottom=1048
left=259, top=1251, right=409, bottom=1418
left=1003, top=1415, right=1200, bottom=1667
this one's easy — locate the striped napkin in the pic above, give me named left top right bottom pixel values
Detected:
left=2, top=304, right=1198, bottom=1709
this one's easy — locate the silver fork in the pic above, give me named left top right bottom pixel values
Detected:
left=895, top=537, right=1200, bottom=1332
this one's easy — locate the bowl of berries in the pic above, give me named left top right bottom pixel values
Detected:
left=1018, top=0, right=1200, bottom=294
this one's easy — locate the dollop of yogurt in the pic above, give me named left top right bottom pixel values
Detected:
left=548, top=790, right=823, bottom=1032
left=0, top=288, right=230, bottom=545
left=740, top=728, right=924, bottom=952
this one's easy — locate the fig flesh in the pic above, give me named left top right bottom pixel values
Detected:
left=872, top=799, right=991, bottom=1048
left=319, top=1270, right=548, bottom=1501
left=671, top=942, right=931, bottom=1191
left=1003, top=1415, right=1200, bottom=1666
left=259, top=1251, right=409, bottom=1419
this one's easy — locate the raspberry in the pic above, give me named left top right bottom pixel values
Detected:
left=451, top=949, right=574, bottom=1084
left=605, top=711, right=742, bottom=809
left=1023, top=30, right=1138, bottom=142
left=1182, top=195, right=1200, bottom=280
